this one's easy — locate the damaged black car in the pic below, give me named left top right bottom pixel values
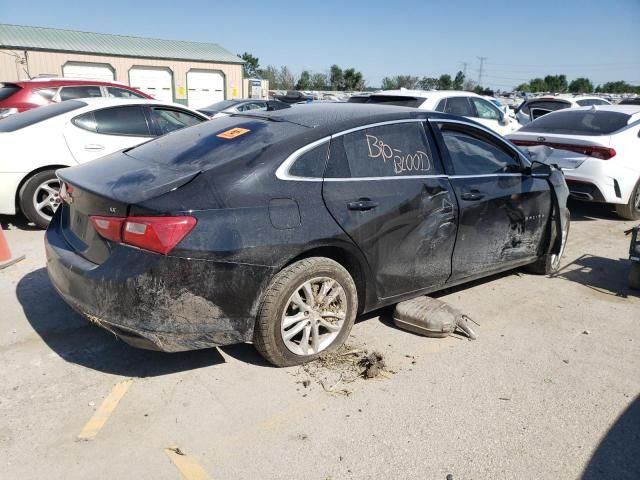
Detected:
left=45, top=104, right=570, bottom=366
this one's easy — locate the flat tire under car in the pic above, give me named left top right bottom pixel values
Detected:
left=253, top=257, right=358, bottom=367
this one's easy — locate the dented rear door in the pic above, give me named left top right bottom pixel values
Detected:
left=432, top=120, right=551, bottom=281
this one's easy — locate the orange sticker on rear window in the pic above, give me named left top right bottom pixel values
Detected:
left=217, top=127, right=250, bottom=139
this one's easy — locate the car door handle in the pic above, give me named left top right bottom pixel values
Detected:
left=348, top=199, right=379, bottom=211
left=84, top=144, right=104, bottom=152
left=460, top=191, right=485, bottom=201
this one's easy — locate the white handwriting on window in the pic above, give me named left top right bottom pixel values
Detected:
left=365, top=135, right=431, bottom=175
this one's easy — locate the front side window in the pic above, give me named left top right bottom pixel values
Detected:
left=471, top=98, right=501, bottom=120
left=442, top=97, right=475, bottom=117
left=238, top=102, right=267, bottom=112
left=91, top=106, right=151, bottom=136
left=107, top=87, right=146, bottom=99
left=59, top=85, right=102, bottom=101
left=438, top=124, right=521, bottom=175
left=150, top=108, right=203, bottom=135
left=326, top=122, right=437, bottom=178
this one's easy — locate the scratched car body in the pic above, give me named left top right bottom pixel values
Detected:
left=45, top=104, right=570, bottom=367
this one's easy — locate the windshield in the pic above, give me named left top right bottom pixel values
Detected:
left=0, top=100, right=86, bottom=132
left=0, top=83, right=21, bottom=101
left=201, top=100, right=239, bottom=112
left=520, top=110, right=631, bottom=136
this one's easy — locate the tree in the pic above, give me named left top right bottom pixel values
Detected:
left=453, top=71, right=465, bottom=90
left=463, top=79, right=477, bottom=91
left=310, top=72, right=328, bottom=90
left=343, top=68, right=365, bottom=91
left=381, top=77, right=397, bottom=90
left=239, top=52, right=260, bottom=78
left=277, top=66, right=296, bottom=90
left=419, top=77, right=439, bottom=90
left=544, top=74, right=568, bottom=93
left=330, top=65, right=344, bottom=90
left=438, top=74, right=452, bottom=90
left=515, top=83, right=531, bottom=92
left=296, top=70, right=312, bottom=90
left=529, top=78, right=547, bottom=92
left=257, top=65, right=278, bottom=88
left=568, top=77, right=594, bottom=94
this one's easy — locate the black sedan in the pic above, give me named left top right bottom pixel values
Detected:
left=197, top=99, right=290, bottom=118
left=45, top=104, right=570, bottom=366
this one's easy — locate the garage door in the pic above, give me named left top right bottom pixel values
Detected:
left=129, top=67, right=173, bottom=103
left=62, top=63, right=114, bottom=82
left=187, top=71, right=224, bottom=109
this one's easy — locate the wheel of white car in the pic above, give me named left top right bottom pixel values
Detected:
left=615, top=179, right=640, bottom=221
left=19, top=169, right=62, bottom=229
left=253, top=257, right=358, bottom=367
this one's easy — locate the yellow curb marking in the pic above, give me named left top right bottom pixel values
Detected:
left=165, top=446, right=212, bottom=480
left=77, top=379, right=133, bottom=441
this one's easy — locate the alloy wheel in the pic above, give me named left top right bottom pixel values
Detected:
left=32, top=178, right=62, bottom=223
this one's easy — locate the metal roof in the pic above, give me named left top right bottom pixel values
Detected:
left=0, top=24, right=244, bottom=64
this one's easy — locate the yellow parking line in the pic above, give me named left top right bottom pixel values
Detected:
left=165, top=446, right=212, bottom=480
left=77, top=379, right=133, bottom=441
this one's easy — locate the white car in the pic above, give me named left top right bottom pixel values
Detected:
left=515, top=95, right=611, bottom=125
left=0, top=98, right=207, bottom=227
left=364, top=89, right=519, bottom=135
left=507, top=105, right=640, bottom=220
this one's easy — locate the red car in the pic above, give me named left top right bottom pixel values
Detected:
left=0, top=79, right=152, bottom=119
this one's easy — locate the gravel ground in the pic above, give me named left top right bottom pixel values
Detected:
left=1, top=201, right=638, bottom=480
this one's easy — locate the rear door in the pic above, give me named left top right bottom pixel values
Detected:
left=432, top=120, right=551, bottom=281
left=322, top=120, right=458, bottom=299
left=63, top=105, right=154, bottom=164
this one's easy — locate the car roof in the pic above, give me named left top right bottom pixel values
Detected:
left=76, top=97, right=192, bottom=109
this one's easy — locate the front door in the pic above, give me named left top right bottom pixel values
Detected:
left=432, top=121, right=552, bottom=282
left=322, top=120, right=458, bottom=300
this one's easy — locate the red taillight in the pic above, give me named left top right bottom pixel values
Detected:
left=90, top=215, right=196, bottom=254
left=90, top=216, right=125, bottom=242
left=122, top=216, right=197, bottom=254
left=512, top=140, right=616, bottom=160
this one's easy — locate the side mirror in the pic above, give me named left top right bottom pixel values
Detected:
left=529, top=160, right=552, bottom=178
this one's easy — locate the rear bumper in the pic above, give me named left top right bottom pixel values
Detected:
left=45, top=210, right=277, bottom=352
left=562, top=159, right=638, bottom=205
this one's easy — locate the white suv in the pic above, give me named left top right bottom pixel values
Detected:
left=363, top=89, right=519, bottom=135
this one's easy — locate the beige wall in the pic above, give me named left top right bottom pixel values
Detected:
left=0, top=48, right=243, bottom=101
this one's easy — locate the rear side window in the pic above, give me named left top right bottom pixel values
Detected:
left=59, top=85, right=102, bottom=101
left=150, top=108, right=203, bottom=135
left=107, top=87, right=146, bottom=99
left=0, top=83, right=21, bottom=101
left=441, top=97, right=475, bottom=117
left=0, top=100, right=86, bottom=132
left=326, top=122, right=437, bottom=178
left=438, top=124, right=521, bottom=175
left=520, top=110, right=631, bottom=135
left=365, top=95, right=427, bottom=108
left=91, top=106, right=151, bottom=136
left=288, top=142, right=329, bottom=178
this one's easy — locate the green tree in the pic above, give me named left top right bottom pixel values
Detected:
left=598, top=81, right=639, bottom=93
left=257, top=65, right=278, bottom=88
left=568, top=77, right=594, bottom=94
left=381, top=76, right=398, bottom=90
left=515, top=83, right=531, bottom=92
left=529, top=78, right=547, bottom=92
left=296, top=70, right=312, bottom=90
left=438, top=74, right=452, bottom=90
left=330, top=65, right=344, bottom=90
left=278, top=66, right=296, bottom=90
left=544, top=74, right=568, bottom=93
left=453, top=71, right=465, bottom=90
left=239, top=52, right=260, bottom=78
left=343, top=68, right=365, bottom=91
left=419, top=77, right=439, bottom=90
left=310, top=72, right=328, bottom=90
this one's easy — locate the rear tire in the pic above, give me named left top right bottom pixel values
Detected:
left=630, top=263, right=640, bottom=290
left=527, top=210, right=570, bottom=275
left=615, top=179, right=640, bottom=220
left=253, top=257, right=358, bottom=367
left=19, top=170, right=62, bottom=229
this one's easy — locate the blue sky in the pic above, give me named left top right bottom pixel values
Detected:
left=3, top=0, right=639, bottom=89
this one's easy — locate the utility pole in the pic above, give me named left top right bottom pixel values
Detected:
left=460, top=61, right=469, bottom=77
left=477, top=56, right=487, bottom=85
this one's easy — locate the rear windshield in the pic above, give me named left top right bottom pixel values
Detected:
left=0, top=83, right=21, bottom=101
left=0, top=100, right=86, bottom=132
left=575, top=98, right=609, bottom=107
left=126, top=115, right=307, bottom=170
left=201, top=100, right=239, bottom=112
left=365, top=95, right=427, bottom=108
left=520, top=110, right=631, bottom=135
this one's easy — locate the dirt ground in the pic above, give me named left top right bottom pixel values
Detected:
left=1, top=201, right=639, bottom=480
